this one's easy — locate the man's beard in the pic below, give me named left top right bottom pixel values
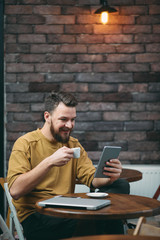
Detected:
left=50, top=121, right=71, bottom=143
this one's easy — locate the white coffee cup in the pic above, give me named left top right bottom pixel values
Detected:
left=72, top=147, right=80, bottom=158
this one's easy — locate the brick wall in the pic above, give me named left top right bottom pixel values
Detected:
left=5, top=0, right=160, bottom=165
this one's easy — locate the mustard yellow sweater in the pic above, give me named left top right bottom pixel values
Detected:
left=7, top=129, right=95, bottom=222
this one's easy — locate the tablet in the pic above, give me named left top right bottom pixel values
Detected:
left=94, top=146, right=121, bottom=178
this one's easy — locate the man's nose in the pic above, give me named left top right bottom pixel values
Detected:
left=65, top=121, right=73, bottom=129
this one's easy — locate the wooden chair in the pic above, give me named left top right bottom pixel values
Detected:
left=133, top=216, right=160, bottom=237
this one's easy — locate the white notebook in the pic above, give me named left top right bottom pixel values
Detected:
left=38, top=196, right=111, bottom=210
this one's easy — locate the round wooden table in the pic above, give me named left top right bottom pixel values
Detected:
left=63, top=235, right=160, bottom=240
left=36, top=193, right=160, bottom=220
left=120, top=168, right=142, bottom=182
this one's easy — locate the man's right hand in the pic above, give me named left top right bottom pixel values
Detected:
left=47, top=146, right=74, bottom=166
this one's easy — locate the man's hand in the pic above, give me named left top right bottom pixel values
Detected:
left=92, top=158, right=122, bottom=189
left=103, top=158, right=122, bottom=183
left=47, top=146, right=74, bottom=166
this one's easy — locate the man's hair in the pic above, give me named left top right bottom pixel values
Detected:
left=45, top=91, right=78, bottom=113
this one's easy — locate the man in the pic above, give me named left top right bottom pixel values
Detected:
left=7, top=91, right=129, bottom=240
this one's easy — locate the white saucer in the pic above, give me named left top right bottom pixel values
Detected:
left=86, top=192, right=108, bottom=198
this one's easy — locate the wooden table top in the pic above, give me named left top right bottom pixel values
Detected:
left=120, top=168, right=142, bottom=182
left=36, top=193, right=160, bottom=220
left=63, top=235, right=160, bottom=240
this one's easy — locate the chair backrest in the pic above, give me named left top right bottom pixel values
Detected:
left=133, top=216, right=160, bottom=237
left=0, top=214, right=14, bottom=240
left=4, top=182, right=25, bottom=240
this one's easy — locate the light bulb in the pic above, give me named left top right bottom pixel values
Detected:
left=101, top=12, right=108, bottom=24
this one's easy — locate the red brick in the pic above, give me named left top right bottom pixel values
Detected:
left=77, top=112, right=101, bottom=121
left=62, top=6, right=90, bottom=14
left=17, top=15, right=45, bottom=24
left=6, top=16, right=16, bottom=24
left=5, top=5, right=32, bottom=14
left=17, top=73, right=44, bottom=82
left=122, top=63, right=149, bottom=72
left=14, top=113, right=43, bottom=121
left=125, top=121, right=153, bottom=131
left=18, top=34, right=46, bottom=43
left=104, top=34, right=133, bottom=43
left=47, top=34, right=75, bottom=43
left=109, top=15, right=135, bottom=24
left=137, top=15, right=160, bottom=24
left=5, top=34, right=16, bottom=43
left=31, top=44, right=59, bottom=53
left=118, top=84, right=147, bottom=93
left=65, top=25, right=92, bottom=34
left=5, top=74, right=16, bottom=83
left=132, top=112, right=160, bottom=121
left=85, top=132, right=114, bottom=141
left=153, top=25, right=160, bottom=33
left=88, top=44, right=115, bottom=53
left=77, top=34, right=103, bottom=44
left=94, top=25, right=122, bottom=34
left=6, top=83, right=28, bottom=93
left=77, top=15, right=99, bottom=24
left=46, top=54, right=76, bottom=63
left=61, top=83, right=88, bottom=92
left=118, top=103, right=145, bottom=111
left=146, top=103, right=160, bottom=111
left=103, top=112, right=130, bottom=121
left=120, top=6, right=147, bottom=15
left=77, top=54, right=103, bottom=62
left=31, top=103, right=45, bottom=112
left=116, top=44, right=144, bottom=53
left=93, top=63, right=120, bottom=72
left=35, top=63, right=62, bottom=72
left=60, top=44, right=87, bottom=53
left=48, top=0, right=75, bottom=5
left=123, top=25, right=151, bottom=34
left=133, top=73, right=160, bottom=82
left=136, top=53, right=160, bottom=62
left=129, top=141, right=159, bottom=151
left=6, top=24, right=32, bottom=33
left=33, top=6, right=60, bottom=14
left=18, top=54, right=45, bottom=63
left=146, top=43, right=160, bottom=52
left=35, top=25, right=63, bottom=34
left=135, top=34, right=160, bottom=43
left=147, top=131, right=160, bottom=141
left=103, top=93, right=133, bottom=102
left=6, top=103, right=30, bottom=112
left=46, top=15, right=75, bottom=24
left=149, top=5, right=160, bottom=15
left=64, top=63, right=92, bottom=72
left=141, top=152, right=160, bottom=162
left=151, top=63, right=160, bottom=71
left=107, top=54, right=134, bottom=62
left=45, top=73, right=74, bottom=82
left=89, top=102, right=116, bottom=111
left=115, top=132, right=146, bottom=141
left=6, top=44, right=30, bottom=53
left=7, top=63, right=34, bottom=73
left=29, top=83, right=60, bottom=92
left=89, top=84, right=117, bottom=92
left=6, top=122, right=36, bottom=132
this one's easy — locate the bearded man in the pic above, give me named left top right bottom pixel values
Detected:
left=7, top=91, right=129, bottom=240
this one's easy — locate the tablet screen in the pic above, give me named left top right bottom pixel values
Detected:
left=94, top=146, right=121, bottom=178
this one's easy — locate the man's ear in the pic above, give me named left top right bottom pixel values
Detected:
left=44, top=111, right=51, bottom=122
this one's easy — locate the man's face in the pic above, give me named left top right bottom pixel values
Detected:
left=49, top=102, right=76, bottom=143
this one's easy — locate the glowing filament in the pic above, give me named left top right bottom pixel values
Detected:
left=101, top=12, right=108, bottom=24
